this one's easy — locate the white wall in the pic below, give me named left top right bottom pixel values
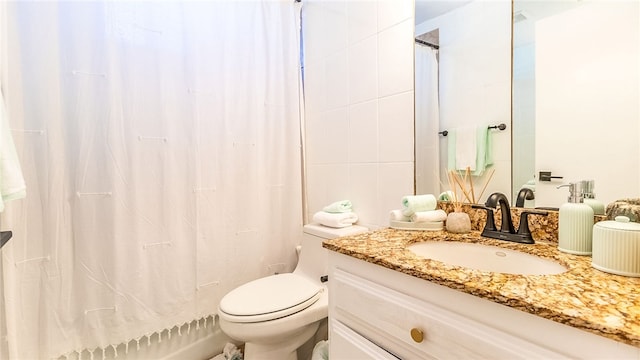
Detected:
left=302, top=0, right=415, bottom=229
left=534, top=1, right=640, bottom=208
left=512, top=42, right=536, bottom=199
left=415, top=0, right=512, bottom=204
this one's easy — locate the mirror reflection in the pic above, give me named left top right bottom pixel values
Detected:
left=416, top=0, right=640, bottom=209
left=414, top=0, right=511, bottom=204
left=512, top=0, right=639, bottom=209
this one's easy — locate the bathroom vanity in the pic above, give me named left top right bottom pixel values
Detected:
left=324, top=229, right=640, bottom=359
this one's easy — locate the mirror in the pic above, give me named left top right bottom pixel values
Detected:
left=414, top=0, right=511, bottom=204
left=416, top=0, right=640, bottom=209
left=512, top=0, right=639, bottom=208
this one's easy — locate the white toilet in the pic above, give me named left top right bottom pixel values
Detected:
left=218, top=223, right=368, bottom=360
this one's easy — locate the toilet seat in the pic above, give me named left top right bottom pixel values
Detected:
left=218, top=273, right=322, bottom=323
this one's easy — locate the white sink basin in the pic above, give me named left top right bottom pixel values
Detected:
left=407, top=241, right=567, bottom=275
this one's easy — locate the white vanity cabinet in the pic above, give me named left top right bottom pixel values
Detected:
left=327, top=251, right=640, bottom=359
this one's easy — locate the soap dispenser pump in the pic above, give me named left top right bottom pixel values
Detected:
left=580, top=180, right=605, bottom=215
left=557, top=182, right=595, bottom=255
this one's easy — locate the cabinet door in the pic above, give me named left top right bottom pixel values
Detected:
left=331, top=268, right=567, bottom=359
left=330, top=320, right=400, bottom=360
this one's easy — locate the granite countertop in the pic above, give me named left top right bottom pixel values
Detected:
left=323, top=228, right=640, bottom=348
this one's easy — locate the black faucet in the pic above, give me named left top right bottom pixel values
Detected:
left=472, top=192, right=548, bottom=244
left=515, top=187, right=535, bottom=207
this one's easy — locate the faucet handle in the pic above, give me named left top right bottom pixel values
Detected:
left=517, top=210, right=548, bottom=236
left=472, top=204, right=497, bottom=231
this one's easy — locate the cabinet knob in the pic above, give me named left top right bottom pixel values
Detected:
left=410, top=328, right=424, bottom=343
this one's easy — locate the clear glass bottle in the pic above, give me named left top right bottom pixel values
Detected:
left=557, top=182, right=595, bottom=255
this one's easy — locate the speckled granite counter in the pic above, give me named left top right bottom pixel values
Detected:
left=323, top=228, right=640, bottom=348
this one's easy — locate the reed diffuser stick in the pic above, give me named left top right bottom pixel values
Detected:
left=477, top=168, right=496, bottom=202
left=467, top=167, right=476, bottom=203
left=451, top=171, right=472, bottom=203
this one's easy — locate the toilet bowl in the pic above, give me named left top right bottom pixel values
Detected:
left=218, top=223, right=368, bottom=360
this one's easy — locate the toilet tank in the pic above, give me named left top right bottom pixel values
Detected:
left=293, top=224, right=368, bottom=283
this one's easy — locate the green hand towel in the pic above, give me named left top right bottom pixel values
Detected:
left=323, top=200, right=353, bottom=213
left=402, top=194, right=437, bottom=217
left=472, top=126, right=492, bottom=176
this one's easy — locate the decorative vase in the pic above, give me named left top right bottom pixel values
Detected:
left=446, top=211, right=471, bottom=234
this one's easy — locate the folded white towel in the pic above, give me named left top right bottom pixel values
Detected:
left=312, top=211, right=358, bottom=228
left=389, top=209, right=410, bottom=222
left=323, top=200, right=353, bottom=213
left=410, top=209, right=447, bottom=223
left=401, top=194, right=437, bottom=216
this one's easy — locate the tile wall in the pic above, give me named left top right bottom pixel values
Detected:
left=302, top=0, right=415, bottom=229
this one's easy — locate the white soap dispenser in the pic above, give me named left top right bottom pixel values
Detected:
left=557, top=182, right=595, bottom=255
left=580, top=180, right=605, bottom=215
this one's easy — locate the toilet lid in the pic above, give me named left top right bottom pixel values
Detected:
left=218, top=273, right=322, bottom=323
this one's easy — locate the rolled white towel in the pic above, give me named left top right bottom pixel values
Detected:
left=312, top=211, right=358, bottom=228
left=410, top=209, right=447, bottom=223
left=389, top=209, right=410, bottom=222
left=402, top=194, right=437, bottom=216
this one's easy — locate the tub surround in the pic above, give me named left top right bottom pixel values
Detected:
left=323, top=228, right=640, bottom=348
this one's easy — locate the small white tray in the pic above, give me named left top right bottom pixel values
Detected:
left=390, top=220, right=444, bottom=231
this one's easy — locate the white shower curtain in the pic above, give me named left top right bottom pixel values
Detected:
left=0, top=1, right=303, bottom=359
left=414, top=44, right=440, bottom=195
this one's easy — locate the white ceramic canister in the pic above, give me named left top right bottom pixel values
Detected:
left=592, top=216, right=640, bottom=277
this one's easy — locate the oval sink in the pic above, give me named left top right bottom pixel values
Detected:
left=407, top=241, right=567, bottom=275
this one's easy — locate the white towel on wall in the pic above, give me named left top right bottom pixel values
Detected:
left=455, top=126, right=477, bottom=171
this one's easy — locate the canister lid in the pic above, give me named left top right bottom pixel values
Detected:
left=595, top=216, right=640, bottom=232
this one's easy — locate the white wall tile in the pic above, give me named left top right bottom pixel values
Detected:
left=325, top=50, right=349, bottom=110
left=348, top=100, right=378, bottom=163
left=306, top=163, right=351, bottom=220
left=348, top=163, right=379, bottom=228
left=378, top=162, right=414, bottom=226
left=303, top=0, right=415, bottom=229
left=348, top=1, right=378, bottom=45
left=348, top=36, right=377, bottom=104
left=378, top=91, right=414, bottom=162
left=309, top=107, right=349, bottom=164
left=302, top=2, right=327, bottom=63
left=377, top=0, right=412, bottom=31
left=323, top=1, right=348, bottom=55
left=304, top=110, right=323, bottom=164
left=303, top=59, right=326, bottom=113
left=378, top=19, right=414, bottom=98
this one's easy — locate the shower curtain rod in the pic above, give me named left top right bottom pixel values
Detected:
left=415, top=38, right=439, bottom=49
